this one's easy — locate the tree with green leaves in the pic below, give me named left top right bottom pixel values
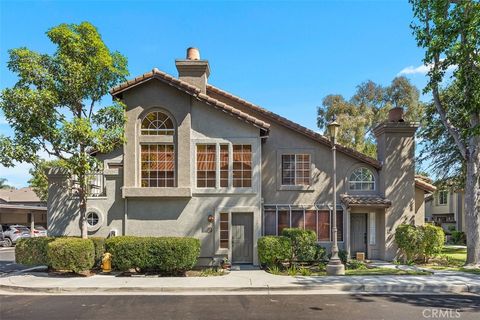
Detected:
left=410, top=0, right=480, bottom=265
left=0, top=178, right=14, bottom=189
left=317, top=76, right=424, bottom=157
left=0, top=22, right=128, bottom=238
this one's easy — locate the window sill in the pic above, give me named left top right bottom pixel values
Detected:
left=122, top=187, right=192, bottom=198
left=192, top=188, right=257, bottom=196
left=277, top=185, right=314, bottom=192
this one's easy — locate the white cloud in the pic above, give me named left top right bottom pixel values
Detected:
left=0, top=115, right=7, bottom=125
left=398, top=62, right=456, bottom=76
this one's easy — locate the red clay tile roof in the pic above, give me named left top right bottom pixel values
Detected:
left=206, top=85, right=382, bottom=169
left=110, top=69, right=270, bottom=133
left=415, top=175, right=437, bottom=193
left=340, top=194, right=392, bottom=208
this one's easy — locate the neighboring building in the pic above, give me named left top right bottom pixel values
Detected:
left=0, top=187, right=47, bottom=228
left=425, top=187, right=465, bottom=233
left=47, top=48, right=436, bottom=264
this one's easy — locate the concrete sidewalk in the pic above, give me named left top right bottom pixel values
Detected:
left=1, top=269, right=479, bottom=295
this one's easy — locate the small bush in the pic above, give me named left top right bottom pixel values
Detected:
left=327, top=249, right=348, bottom=265
left=451, top=230, right=466, bottom=245
left=395, top=224, right=422, bottom=262
left=47, top=238, right=95, bottom=273
left=315, top=245, right=327, bottom=261
left=90, top=237, right=106, bottom=267
left=421, top=224, right=445, bottom=262
left=346, top=260, right=367, bottom=270
left=281, top=228, right=317, bottom=262
left=105, top=236, right=200, bottom=274
left=15, top=237, right=55, bottom=266
left=257, top=236, right=292, bottom=267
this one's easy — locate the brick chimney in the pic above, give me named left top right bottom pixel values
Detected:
left=175, top=47, right=210, bottom=93
left=373, top=108, right=419, bottom=260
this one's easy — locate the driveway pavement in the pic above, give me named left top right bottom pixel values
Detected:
left=0, top=247, right=27, bottom=276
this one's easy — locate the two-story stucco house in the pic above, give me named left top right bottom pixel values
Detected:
left=426, top=187, right=465, bottom=233
left=47, top=48, right=436, bottom=265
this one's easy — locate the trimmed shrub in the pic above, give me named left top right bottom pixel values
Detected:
left=15, top=237, right=55, bottom=266
left=421, top=224, right=445, bottom=262
left=257, top=236, right=292, bottom=267
left=105, top=236, right=200, bottom=274
left=451, top=230, right=466, bottom=245
left=315, top=245, right=327, bottom=261
left=395, top=224, right=422, bottom=262
left=47, top=238, right=95, bottom=273
left=90, top=237, right=106, bottom=267
left=281, top=228, right=317, bottom=262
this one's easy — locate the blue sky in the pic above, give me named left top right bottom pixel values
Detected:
left=0, top=0, right=431, bottom=188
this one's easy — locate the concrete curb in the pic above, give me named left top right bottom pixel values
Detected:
left=0, top=282, right=476, bottom=295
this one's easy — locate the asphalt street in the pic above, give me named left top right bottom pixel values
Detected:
left=1, top=294, right=479, bottom=320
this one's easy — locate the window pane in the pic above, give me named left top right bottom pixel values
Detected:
left=220, top=212, right=229, bottom=249
left=317, top=210, right=330, bottom=241
left=141, top=111, right=175, bottom=135
left=278, top=210, right=290, bottom=235
left=197, top=144, right=216, bottom=188
left=291, top=210, right=304, bottom=229
left=264, top=209, right=277, bottom=235
left=233, top=144, right=252, bottom=188
left=140, top=144, right=175, bottom=188
left=349, top=167, right=375, bottom=191
left=282, top=154, right=310, bottom=186
left=220, top=145, right=229, bottom=187
left=305, top=210, right=316, bottom=233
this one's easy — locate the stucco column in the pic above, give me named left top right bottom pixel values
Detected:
left=30, top=212, right=35, bottom=237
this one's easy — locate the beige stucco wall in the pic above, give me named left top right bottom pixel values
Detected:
left=414, top=187, right=426, bottom=226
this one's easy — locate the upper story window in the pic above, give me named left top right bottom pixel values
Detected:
left=349, top=167, right=375, bottom=191
left=281, top=154, right=311, bottom=186
left=438, top=190, right=448, bottom=205
left=233, top=145, right=252, bottom=188
left=141, top=144, right=175, bottom=187
left=141, top=111, right=175, bottom=135
left=196, top=143, right=252, bottom=189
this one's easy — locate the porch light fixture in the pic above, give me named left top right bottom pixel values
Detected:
left=208, top=214, right=215, bottom=223
left=326, top=115, right=345, bottom=276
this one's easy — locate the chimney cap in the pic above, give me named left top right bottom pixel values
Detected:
left=186, top=47, right=200, bottom=60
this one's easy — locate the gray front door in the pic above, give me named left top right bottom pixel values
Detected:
left=232, top=212, right=253, bottom=264
left=350, top=213, right=367, bottom=258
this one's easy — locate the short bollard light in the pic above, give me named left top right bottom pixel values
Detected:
left=101, top=252, right=112, bottom=273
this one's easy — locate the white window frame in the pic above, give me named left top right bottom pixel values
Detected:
left=281, top=154, right=311, bottom=186
left=438, top=190, right=448, bottom=205
left=349, top=167, right=375, bottom=191
left=194, top=141, right=253, bottom=190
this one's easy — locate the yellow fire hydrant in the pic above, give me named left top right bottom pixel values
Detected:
left=101, top=252, right=112, bottom=273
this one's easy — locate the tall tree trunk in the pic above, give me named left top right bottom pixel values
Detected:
left=78, top=172, right=88, bottom=239
left=465, top=141, right=480, bottom=265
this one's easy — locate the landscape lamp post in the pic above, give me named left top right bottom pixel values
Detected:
left=326, top=116, right=345, bottom=276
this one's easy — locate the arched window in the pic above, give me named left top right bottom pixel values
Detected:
left=141, top=111, right=175, bottom=135
left=349, top=167, right=375, bottom=191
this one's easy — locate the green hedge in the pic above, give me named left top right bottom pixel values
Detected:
left=90, top=237, right=106, bottom=267
left=105, top=236, right=200, bottom=274
left=15, top=237, right=55, bottom=266
left=257, top=236, right=292, bottom=267
left=47, top=238, right=95, bottom=273
left=281, top=228, right=317, bottom=262
left=395, top=223, right=445, bottom=263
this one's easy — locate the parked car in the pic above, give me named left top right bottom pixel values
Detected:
left=31, top=225, right=48, bottom=237
left=0, top=228, right=5, bottom=246
left=1, top=225, right=31, bottom=247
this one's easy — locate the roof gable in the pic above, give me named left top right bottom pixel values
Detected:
left=206, top=84, right=382, bottom=169
left=110, top=69, right=270, bottom=134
